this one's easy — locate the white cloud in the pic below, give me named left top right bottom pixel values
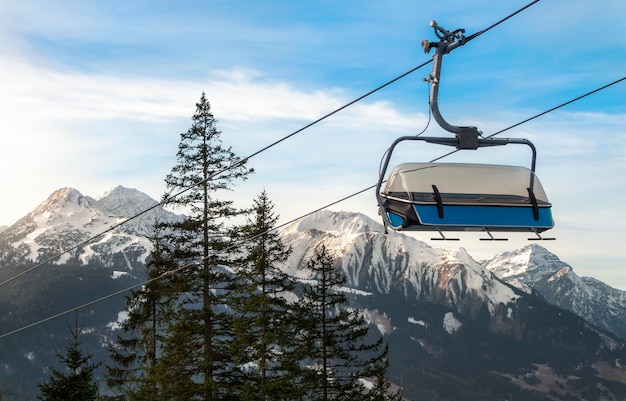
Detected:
left=0, top=58, right=197, bottom=122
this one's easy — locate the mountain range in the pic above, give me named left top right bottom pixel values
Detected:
left=0, top=186, right=181, bottom=270
left=1, top=187, right=626, bottom=400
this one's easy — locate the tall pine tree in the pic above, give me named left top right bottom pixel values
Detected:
left=228, top=190, right=303, bottom=400
left=296, top=246, right=402, bottom=401
left=106, top=221, right=178, bottom=401
left=157, top=92, right=253, bottom=401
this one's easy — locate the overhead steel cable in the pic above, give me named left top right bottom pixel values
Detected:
left=430, top=75, right=626, bottom=162
left=1, top=75, right=622, bottom=340
left=244, top=61, right=432, bottom=161
left=485, top=76, right=626, bottom=139
left=464, top=0, right=540, bottom=43
left=0, top=0, right=541, bottom=289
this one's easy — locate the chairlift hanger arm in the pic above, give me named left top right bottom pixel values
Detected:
left=416, top=20, right=539, bottom=175
left=421, top=21, right=480, bottom=149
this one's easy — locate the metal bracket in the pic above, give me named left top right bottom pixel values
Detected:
left=431, top=229, right=459, bottom=241
left=528, top=230, right=556, bottom=241
left=479, top=229, right=508, bottom=241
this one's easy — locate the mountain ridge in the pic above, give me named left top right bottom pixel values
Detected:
left=483, top=244, right=626, bottom=340
left=0, top=186, right=181, bottom=268
left=279, top=211, right=520, bottom=321
left=2, top=187, right=626, bottom=400
left=282, top=210, right=626, bottom=399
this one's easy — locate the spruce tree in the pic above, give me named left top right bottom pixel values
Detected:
left=228, top=190, right=303, bottom=400
left=296, top=246, right=402, bottom=401
left=38, top=326, right=100, bottom=401
left=157, top=92, right=253, bottom=401
left=106, top=221, right=178, bottom=401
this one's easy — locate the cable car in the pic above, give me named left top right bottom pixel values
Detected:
left=375, top=21, right=554, bottom=240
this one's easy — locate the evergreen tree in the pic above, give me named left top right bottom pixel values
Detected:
left=296, top=246, right=402, bottom=401
left=106, top=222, right=178, bottom=401
left=156, top=92, right=253, bottom=401
left=38, top=326, right=100, bottom=401
left=362, top=347, right=403, bottom=401
left=228, top=190, right=302, bottom=400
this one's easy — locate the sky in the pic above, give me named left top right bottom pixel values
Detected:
left=1, top=1, right=625, bottom=288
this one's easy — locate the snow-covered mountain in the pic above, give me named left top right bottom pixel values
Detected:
left=0, top=186, right=181, bottom=269
left=279, top=211, right=519, bottom=322
left=277, top=210, right=626, bottom=399
left=0, top=186, right=183, bottom=399
left=2, top=190, right=626, bottom=400
left=483, top=244, right=626, bottom=340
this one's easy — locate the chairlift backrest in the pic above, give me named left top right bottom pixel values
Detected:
left=384, top=163, right=549, bottom=205
left=378, top=162, right=554, bottom=235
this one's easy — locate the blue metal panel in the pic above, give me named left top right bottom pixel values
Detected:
left=414, top=204, right=554, bottom=229
left=388, top=211, right=406, bottom=228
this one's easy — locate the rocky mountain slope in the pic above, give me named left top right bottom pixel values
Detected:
left=279, top=211, right=519, bottom=322
left=279, top=211, right=626, bottom=399
left=483, top=244, right=626, bottom=341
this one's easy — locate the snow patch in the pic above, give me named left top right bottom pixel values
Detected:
left=408, top=317, right=428, bottom=327
left=359, top=377, right=374, bottom=390
left=111, top=271, right=128, bottom=279
left=339, top=286, right=372, bottom=296
left=107, top=311, right=129, bottom=331
left=363, top=309, right=393, bottom=335
left=443, top=312, right=462, bottom=334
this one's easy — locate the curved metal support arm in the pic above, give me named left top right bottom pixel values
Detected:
left=422, top=21, right=479, bottom=148
left=376, top=135, right=416, bottom=233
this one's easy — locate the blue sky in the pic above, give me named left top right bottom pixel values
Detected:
left=1, top=1, right=625, bottom=288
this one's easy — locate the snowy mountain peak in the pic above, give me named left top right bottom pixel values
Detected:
left=30, top=187, right=92, bottom=218
left=0, top=186, right=182, bottom=267
left=481, top=244, right=572, bottom=291
left=97, top=185, right=127, bottom=200
left=95, top=186, right=160, bottom=217
left=484, top=244, right=626, bottom=340
left=280, top=210, right=518, bottom=320
left=284, top=210, right=383, bottom=236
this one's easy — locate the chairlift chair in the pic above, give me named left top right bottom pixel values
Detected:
left=376, top=21, right=554, bottom=240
